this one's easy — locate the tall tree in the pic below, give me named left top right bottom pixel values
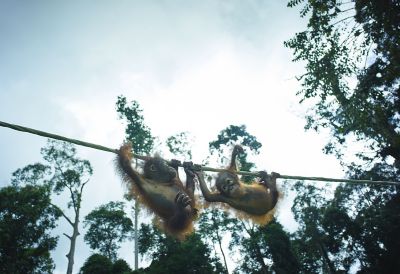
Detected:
left=290, top=182, right=340, bottom=274
left=261, top=221, right=300, bottom=274
left=0, top=178, right=60, bottom=274
left=83, top=201, right=133, bottom=261
left=116, top=96, right=154, bottom=155
left=41, top=140, right=93, bottom=274
left=285, top=1, right=400, bottom=272
left=116, top=95, right=154, bottom=270
left=207, top=124, right=299, bottom=274
left=230, top=219, right=299, bottom=274
left=198, top=208, right=236, bottom=274
left=210, top=124, right=263, bottom=270
left=133, top=131, right=225, bottom=273
left=284, top=0, right=400, bottom=169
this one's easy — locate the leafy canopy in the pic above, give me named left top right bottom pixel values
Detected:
left=0, top=183, right=60, bottom=274
left=285, top=0, right=400, bottom=170
left=84, top=201, right=133, bottom=261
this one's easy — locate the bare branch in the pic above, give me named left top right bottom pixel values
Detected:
left=330, top=15, right=354, bottom=27
left=80, top=179, right=89, bottom=194
left=364, top=43, right=373, bottom=69
left=240, top=220, right=251, bottom=235
left=340, top=7, right=355, bottom=13
left=339, top=22, right=361, bottom=47
left=51, top=203, right=74, bottom=227
left=63, top=233, right=72, bottom=240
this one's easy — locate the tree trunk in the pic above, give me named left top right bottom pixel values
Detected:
left=211, top=213, right=229, bottom=274
left=215, top=229, right=229, bottom=274
left=134, top=159, right=140, bottom=270
left=255, top=247, right=269, bottom=274
left=134, top=200, right=139, bottom=270
left=66, top=209, right=80, bottom=274
left=319, top=242, right=336, bottom=274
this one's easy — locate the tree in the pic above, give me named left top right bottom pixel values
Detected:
left=116, top=95, right=155, bottom=270
left=285, top=1, right=400, bottom=272
left=262, top=221, right=300, bottom=274
left=231, top=220, right=299, bottom=274
left=0, top=174, right=60, bottom=274
left=208, top=124, right=263, bottom=273
left=206, top=125, right=299, bottom=274
left=116, top=96, right=154, bottom=155
left=198, top=208, right=236, bottom=274
left=285, top=0, right=400, bottom=169
left=79, top=254, right=132, bottom=274
left=290, top=182, right=341, bottom=274
left=127, top=126, right=226, bottom=273
left=83, top=201, right=133, bottom=261
left=41, top=139, right=93, bottom=274
left=79, top=254, right=113, bottom=274
left=137, top=224, right=224, bottom=274
left=328, top=178, right=400, bottom=273
left=112, top=259, right=133, bottom=274
left=209, top=124, right=261, bottom=173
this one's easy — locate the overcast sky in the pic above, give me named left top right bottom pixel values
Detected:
left=0, top=1, right=344, bottom=273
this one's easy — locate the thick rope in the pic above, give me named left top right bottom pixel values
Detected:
left=1, top=120, right=399, bottom=186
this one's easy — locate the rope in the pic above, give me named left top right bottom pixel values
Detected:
left=1, top=120, right=399, bottom=186
left=0, top=120, right=146, bottom=161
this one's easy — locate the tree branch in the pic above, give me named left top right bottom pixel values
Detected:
left=340, top=7, right=355, bottom=13
left=80, top=179, right=89, bottom=196
left=339, top=22, right=361, bottom=47
left=54, top=165, right=79, bottom=212
left=330, top=15, right=354, bottom=27
left=63, top=233, right=72, bottom=240
left=51, top=203, right=74, bottom=227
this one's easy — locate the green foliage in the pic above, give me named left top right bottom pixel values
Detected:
left=116, top=96, right=155, bottom=271
left=206, top=125, right=299, bottom=273
left=116, top=95, right=154, bottom=154
left=79, top=254, right=113, bottom=274
left=290, top=179, right=400, bottom=273
left=83, top=201, right=133, bottom=261
left=209, top=124, right=262, bottom=159
left=286, top=1, right=400, bottom=273
left=11, top=163, right=51, bottom=186
left=198, top=208, right=237, bottom=273
left=41, top=139, right=93, bottom=198
left=209, top=124, right=262, bottom=182
left=0, top=184, right=60, bottom=274
left=209, top=125, right=254, bottom=272
left=138, top=224, right=224, bottom=273
left=262, top=222, right=300, bottom=274
left=112, top=259, right=133, bottom=274
left=205, top=124, right=266, bottom=272
left=79, top=254, right=132, bottom=274
left=40, top=139, right=93, bottom=274
left=198, top=208, right=237, bottom=247
left=230, top=220, right=299, bottom=274
left=290, top=183, right=340, bottom=273
left=331, top=182, right=400, bottom=273
left=285, top=0, right=400, bottom=169
left=166, top=131, right=193, bottom=160
left=6, top=140, right=93, bottom=274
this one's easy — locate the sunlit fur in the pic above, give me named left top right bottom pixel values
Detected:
left=116, top=143, right=196, bottom=239
left=198, top=145, right=280, bottom=225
